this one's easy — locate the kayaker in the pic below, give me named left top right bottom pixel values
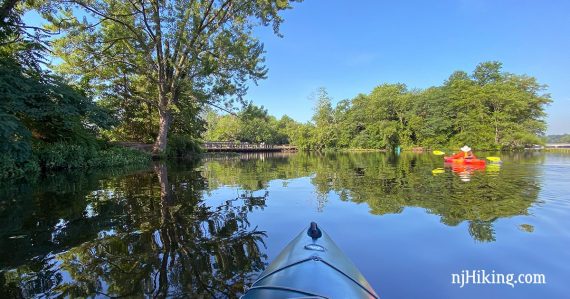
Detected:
left=451, top=145, right=476, bottom=160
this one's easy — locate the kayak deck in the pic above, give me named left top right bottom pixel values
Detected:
left=241, top=222, right=379, bottom=299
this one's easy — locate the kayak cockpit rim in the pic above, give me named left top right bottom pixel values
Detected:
left=246, top=255, right=379, bottom=299
left=244, top=285, right=329, bottom=298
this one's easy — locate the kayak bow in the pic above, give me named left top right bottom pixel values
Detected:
left=241, top=222, right=379, bottom=299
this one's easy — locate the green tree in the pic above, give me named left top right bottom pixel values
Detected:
left=311, top=87, right=336, bottom=150
left=209, top=114, right=240, bottom=141
left=349, top=84, right=408, bottom=150
left=47, top=0, right=300, bottom=155
left=273, top=115, right=297, bottom=144
left=560, top=135, right=570, bottom=143
left=304, top=62, right=550, bottom=151
left=198, top=61, right=551, bottom=152
left=203, top=103, right=294, bottom=144
left=236, top=103, right=276, bottom=143
left=446, top=62, right=551, bottom=149
left=407, top=87, right=453, bottom=148
left=288, top=122, right=315, bottom=150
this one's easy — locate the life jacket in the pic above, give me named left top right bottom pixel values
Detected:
left=452, top=151, right=476, bottom=159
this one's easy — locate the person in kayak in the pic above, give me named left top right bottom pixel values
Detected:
left=451, top=145, right=476, bottom=160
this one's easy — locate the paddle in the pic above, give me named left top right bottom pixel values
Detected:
left=432, top=168, right=445, bottom=175
left=486, top=156, right=502, bottom=163
left=432, top=150, right=446, bottom=155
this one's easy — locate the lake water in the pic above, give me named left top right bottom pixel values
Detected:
left=1, top=152, right=569, bottom=298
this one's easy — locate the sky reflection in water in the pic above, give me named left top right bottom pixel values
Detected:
left=1, top=152, right=569, bottom=298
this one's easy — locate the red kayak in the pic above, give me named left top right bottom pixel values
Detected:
left=444, top=156, right=486, bottom=165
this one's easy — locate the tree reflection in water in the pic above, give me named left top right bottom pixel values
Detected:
left=201, top=152, right=542, bottom=243
left=1, top=152, right=545, bottom=297
left=1, top=162, right=267, bottom=298
left=307, top=152, right=541, bottom=242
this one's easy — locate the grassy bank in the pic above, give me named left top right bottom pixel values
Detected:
left=1, top=143, right=151, bottom=180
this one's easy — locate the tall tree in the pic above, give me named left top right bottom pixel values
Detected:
left=311, top=87, right=336, bottom=150
left=47, top=0, right=300, bottom=155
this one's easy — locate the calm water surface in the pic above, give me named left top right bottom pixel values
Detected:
left=1, top=152, right=569, bottom=298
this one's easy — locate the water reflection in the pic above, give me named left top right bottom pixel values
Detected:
left=444, top=162, right=487, bottom=182
left=201, top=152, right=541, bottom=242
left=1, top=162, right=267, bottom=298
left=0, top=152, right=546, bottom=297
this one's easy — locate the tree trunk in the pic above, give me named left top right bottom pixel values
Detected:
left=153, top=100, right=172, bottom=156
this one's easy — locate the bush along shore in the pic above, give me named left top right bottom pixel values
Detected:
left=1, top=142, right=152, bottom=180
left=0, top=136, right=208, bottom=181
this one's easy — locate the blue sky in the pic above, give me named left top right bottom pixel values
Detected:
left=245, top=0, right=570, bottom=134
left=23, top=0, right=570, bottom=134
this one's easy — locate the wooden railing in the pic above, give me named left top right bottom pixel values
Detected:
left=203, top=142, right=297, bottom=152
left=115, top=141, right=298, bottom=153
left=201, top=151, right=297, bottom=162
left=545, top=143, right=570, bottom=149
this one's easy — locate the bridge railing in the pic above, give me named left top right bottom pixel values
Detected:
left=545, top=143, right=570, bottom=149
left=203, top=141, right=297, bottom=151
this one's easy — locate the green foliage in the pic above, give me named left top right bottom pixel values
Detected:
left=201, top=62, right=550, bottom=152
left=287, top=122, right=315, bottom=150
left=0, top=111, right=32, bottom=164
left=45, top=0, right=301, bottom=153
left=559, top=135, right=570, bottom=143
left=97, top=78, right=159, bottom=143
left=0, top=153, right=40, bottom=180
left=1, top=142, right=150, bottom=180
left=91, top=146, right=151, bottom=167
left=546, top=134, right=570, bottom=143
left=1, top=47, right=114, bottom=145
left=36, top=143, right=150, bottom=171
left=1, top=29, right=118, bottom=179
left=209, top=114, right=241, bottom=141
left=36, top=143, right=96, bottom=170
left=293, top=62, right=551, bottom=151
left=203, top=103, right=292, bottom=144
left=311, top=88, right=337, bottom=150
left=166, top=135, right=203, bottom=158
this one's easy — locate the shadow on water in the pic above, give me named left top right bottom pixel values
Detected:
left=1, top=162, right=267, bottom=298
left=0, top=151, right=546, bottom=297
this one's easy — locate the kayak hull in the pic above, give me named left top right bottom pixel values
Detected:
left=241, top=223, right=379, bottom=299
left=444, top=156, right=486, bottom=165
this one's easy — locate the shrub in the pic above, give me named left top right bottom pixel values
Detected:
left=166, top=135, right=203, bottom=158
left=36, top=143, right=97, bottom=170
left=89, top=147, right=151, bottom=167
left=0, top=154, right=40, bottom=180
left=1, top=142, right=151, bottom=180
